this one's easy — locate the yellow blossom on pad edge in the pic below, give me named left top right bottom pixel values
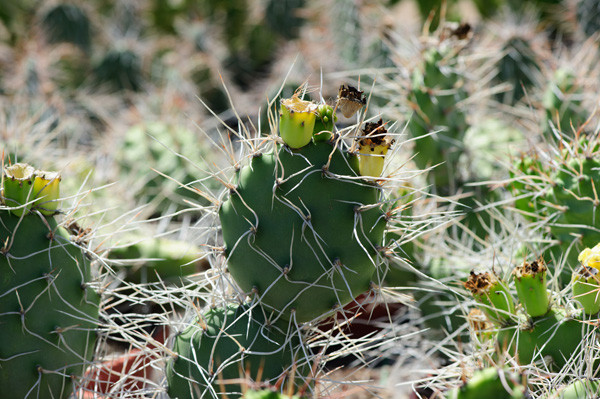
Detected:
left=578, top=242, right=600, bottom=269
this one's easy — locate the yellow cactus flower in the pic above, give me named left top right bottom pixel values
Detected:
left=578, top=243, right=600, bottom=269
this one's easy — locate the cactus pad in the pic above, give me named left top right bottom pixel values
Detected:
left=0, top=212, right=99, bottom=398
left=166, top=304, right=305, bottom=399
left=219, top=140, right=386, bottom=322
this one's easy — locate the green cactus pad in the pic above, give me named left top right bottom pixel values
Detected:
left=445, top=367, right=526, bottom=399
left=510, top=138, right=600, bottom=276
left=496, top=309, right=583, bottom=369
left=219, top=141, right=386, bottom=322
left=0, top=212, right=99, bottom=398
left=166, top=304, right=306, bottom=399
left=408, top=46, right=469, bottom=193
left=572, top=266, right=600, bottom=315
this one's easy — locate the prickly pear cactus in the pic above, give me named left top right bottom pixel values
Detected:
left=166, top=303, right=306, bottom=399
left=541, top=68, right=585, bottom=138
left=407, top=42, right=469, bottom=194
left=510, top=135, right=600, bottom=274
left=465, top=252, right=598, bottom=370
left=218, top=93, right=389, bottom=323
left=93, top=48, right=143, bottom=92
left=0, top=164, right=100, bottom=398
left=493, top=36, right=541, bottom=106
left=118, top=121, right=215, bottom=216
left=41, top=3, right=91, bottom=53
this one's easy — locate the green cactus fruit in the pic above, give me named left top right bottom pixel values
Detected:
left=2, top=163, right=36, bottom=216
left=408, top=46, right=469, bottom=194
left=0, top=176, right=99, bottom=397
left=108, top=235, right=208, bottom=284
left=464, top=271, right=515, bottom=325
left=2, top=163, right=61, bottom=217
left=542, top=68, right=585, bottom=138
left=513, top=257, right=550, bottom=318
left=41, top=4, right=91, bottom=53
left=445, top=367, right=527, bottom=399
left=33, top=170, right=61, bottom=215
left=496, top=308, right=582, bottom=368
left=312, top=104, right=336, bottom=142
left=219, top=140, right=386, bottom=323
left=356, top=119, right=394, bottom=178
left=166, top=303, right=306, bottom=399
left=93, top=48, right=143, bottom=92
left=494, top=36, right=541, bottom=106
left=279, top=94, right=318, bottom=149
left=572, top=266, right=600, bottom=315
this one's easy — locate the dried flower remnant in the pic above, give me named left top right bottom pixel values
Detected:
left=336, top=84, right=366, bottom=118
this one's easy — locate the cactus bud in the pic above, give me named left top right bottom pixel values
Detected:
left=357, top=119, right=394, bottom=177
left=336, top=84, right=366, bottom=118
left=572, top=266, right=600, bottom=315
left=313, top=103, right=336, bottom=142
left=32, top=170, right=61, bottom=215
left=513, top=257, right=550, bottom=318
left=279, top=94, right=317, bottom=149
left=465, top=271, right=515, bottom=325
left=2, top=163, right=36, bottom=216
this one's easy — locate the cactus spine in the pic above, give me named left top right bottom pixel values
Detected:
left=0, top=164, right=100, bottom=398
